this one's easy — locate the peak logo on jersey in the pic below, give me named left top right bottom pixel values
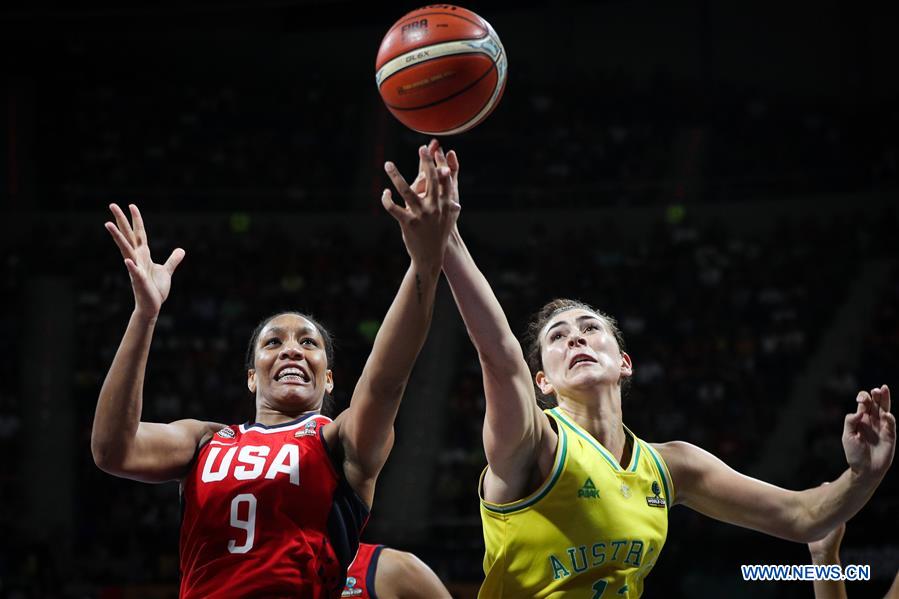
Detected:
left=646, top=481, right=666, bottom=508
left=295, top=421, right=318, bottom=438
left=216, top=427, right=236, bottom=439
left=620, top=483, right=632, bottom=498
left=577, top=478, right=600, bottom=499
left=341, top=576, right=362, bottom=597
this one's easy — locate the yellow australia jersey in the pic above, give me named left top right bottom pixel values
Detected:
left=479, top=407, right=673, bottom=598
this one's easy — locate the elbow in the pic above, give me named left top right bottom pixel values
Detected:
left=784, top=500, right=827, bottom=544
left=90, top=440, right=113, bottom=472
left=90, top=437, right=125, bottom=474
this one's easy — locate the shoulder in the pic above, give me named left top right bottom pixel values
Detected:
left=375, top=548, right=434, bottom=584
left=651, top=440, right=715, bottom=468
left=377, top=547, right=415, bottom=570
left=321, top=412, right=344, bottom=456
left=200, top=420, right=230, bottom=433
left=651, top=440, right=695, bottom=462
left=371, top=547, right=450, bottom=598
left=170, top=418, right=227, bottom=447
left=651, top=440, right=739, bottom=506
left=649, top=440, right=713, bottom=504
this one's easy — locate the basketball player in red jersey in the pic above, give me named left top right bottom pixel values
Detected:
left=91, top=145, right=459, bottom=598
left=341, top=543, right=451, bottom=599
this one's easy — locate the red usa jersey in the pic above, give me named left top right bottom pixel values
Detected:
left=179, top=413, right=369, bottom=598
left=341, top=543, right=384, bottom=599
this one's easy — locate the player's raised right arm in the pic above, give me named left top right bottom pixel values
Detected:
left=436, top=148, right=554, bottom=499
left=91, top=204, right=214, bottom=483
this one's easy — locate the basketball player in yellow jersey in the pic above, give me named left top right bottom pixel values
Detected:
left=382, top=141, right=896, bottom=598
left=479, top=408, right=671, bottom=597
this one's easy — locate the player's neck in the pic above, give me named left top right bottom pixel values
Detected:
left=556, top=391, right=628, bottom=467
left=253, top=404, right=319, bottom=427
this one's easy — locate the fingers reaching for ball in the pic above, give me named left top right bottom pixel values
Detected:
left=872, top=384, right=891, bottom=414
left=383, top=159, right=422, bottom=216
left=381, top=144, right=461, bottom=269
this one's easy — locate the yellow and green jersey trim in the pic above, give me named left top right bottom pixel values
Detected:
left=549, top=407, right=642, bottom=474
left=481, top=423, right=569, bottom=515
left=550, top=407, right=673, bottom=511
left=479, top=409, right=674, bottom=514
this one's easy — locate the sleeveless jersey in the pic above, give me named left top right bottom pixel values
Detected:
left=479, top=407, right=673, bottom=598
left=341, top=543, right=385, bottom=598
left=179, top=413, right=369, bottom=598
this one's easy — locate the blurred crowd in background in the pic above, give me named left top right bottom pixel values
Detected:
left=31, top=71, right=899, bottom=211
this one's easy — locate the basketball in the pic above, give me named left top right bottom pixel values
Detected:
left=375, top=5, right=507, bottom=136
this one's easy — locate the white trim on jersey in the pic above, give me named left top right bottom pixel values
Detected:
left=239, top=413, right=332, bottom=435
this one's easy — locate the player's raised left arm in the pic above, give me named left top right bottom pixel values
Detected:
left=335, top=145, right=459, bottom=495
left=657, top=385, right=894, bottom=543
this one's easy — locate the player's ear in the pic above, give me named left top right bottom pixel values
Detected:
left=535, top=371, right=554, bottom=396
left=247, top=369, right=256, bottom=394
left=324, top=369, right=334, bottom=395
left=620, top=352, right=633, bottom=380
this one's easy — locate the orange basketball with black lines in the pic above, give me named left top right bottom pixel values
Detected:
left=375, top=5, right=507, bottom=136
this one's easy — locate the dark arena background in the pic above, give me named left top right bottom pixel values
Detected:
left=2, top=1, right=897, bottom=597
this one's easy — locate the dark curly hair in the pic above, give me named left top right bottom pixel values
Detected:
left=523, top=298, right=628, bottom=408
left=245, top=311, right=337, bottom=416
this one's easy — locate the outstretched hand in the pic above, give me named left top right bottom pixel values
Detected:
left=105, top=203, right=185, bottom=320
left=409, top=139, right=460, bottom=210
left=843, top=384, right=896, bottom=480
left=382, top=144, right=461, bottom=271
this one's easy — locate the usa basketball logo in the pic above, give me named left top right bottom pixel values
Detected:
left=216, top=427, right=236, bottom=439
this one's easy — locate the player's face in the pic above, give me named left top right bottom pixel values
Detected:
left=536, top=308, right=631, bottom=397
left=247, top=313, right=333, bottom=411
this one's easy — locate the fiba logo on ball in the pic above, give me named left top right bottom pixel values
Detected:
left=375, top=5, right=507, bottom=135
